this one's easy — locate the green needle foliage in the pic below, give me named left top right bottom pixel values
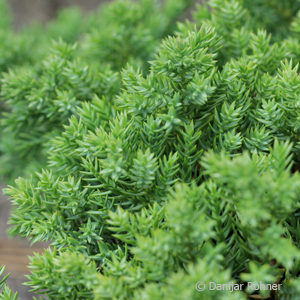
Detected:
left=2, top=0, right=300, bottom=299
left=0, top=0, right=193, bottom=180
left=0, top=3, right=93, bottom=79
left=1, top=41, right=120, bottom=180
left=243, top=0, right=300, bottom=38
left=195, top=0, right=300, bottom=42
left=0, top=1, right=33, bottom=78
left=0, top=2, right=111, bottom=180
left=0, top=266, right=18, bottom=300
left=82, top=0, right=194, bottom=71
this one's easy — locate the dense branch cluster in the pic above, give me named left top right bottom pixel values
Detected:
left=0, top=0, right=300, bottom=299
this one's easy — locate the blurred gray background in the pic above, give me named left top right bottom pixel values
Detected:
left=9, top=0, right=109, bottom=29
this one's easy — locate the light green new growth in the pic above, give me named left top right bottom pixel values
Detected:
left=1, top=0, right=300, bottom=299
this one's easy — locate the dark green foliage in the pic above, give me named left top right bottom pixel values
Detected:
left=243, top=0, right=300, bottom=38
left=46, top=7, right=87, bottom=43
left=0, top=0, right=192, bottom=180
left=0, top=1, right=33, bottom=76
left=195, top=0, right=300, bottom=41
left=0, top=41, right=120, bottom=179
left=0, top=4, right=91, bottom=78
left=2, top=0, right=300, bottom=299
left=82, top=0, right=194, bottom=70
left=0, top=3, right=105, bottom=180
